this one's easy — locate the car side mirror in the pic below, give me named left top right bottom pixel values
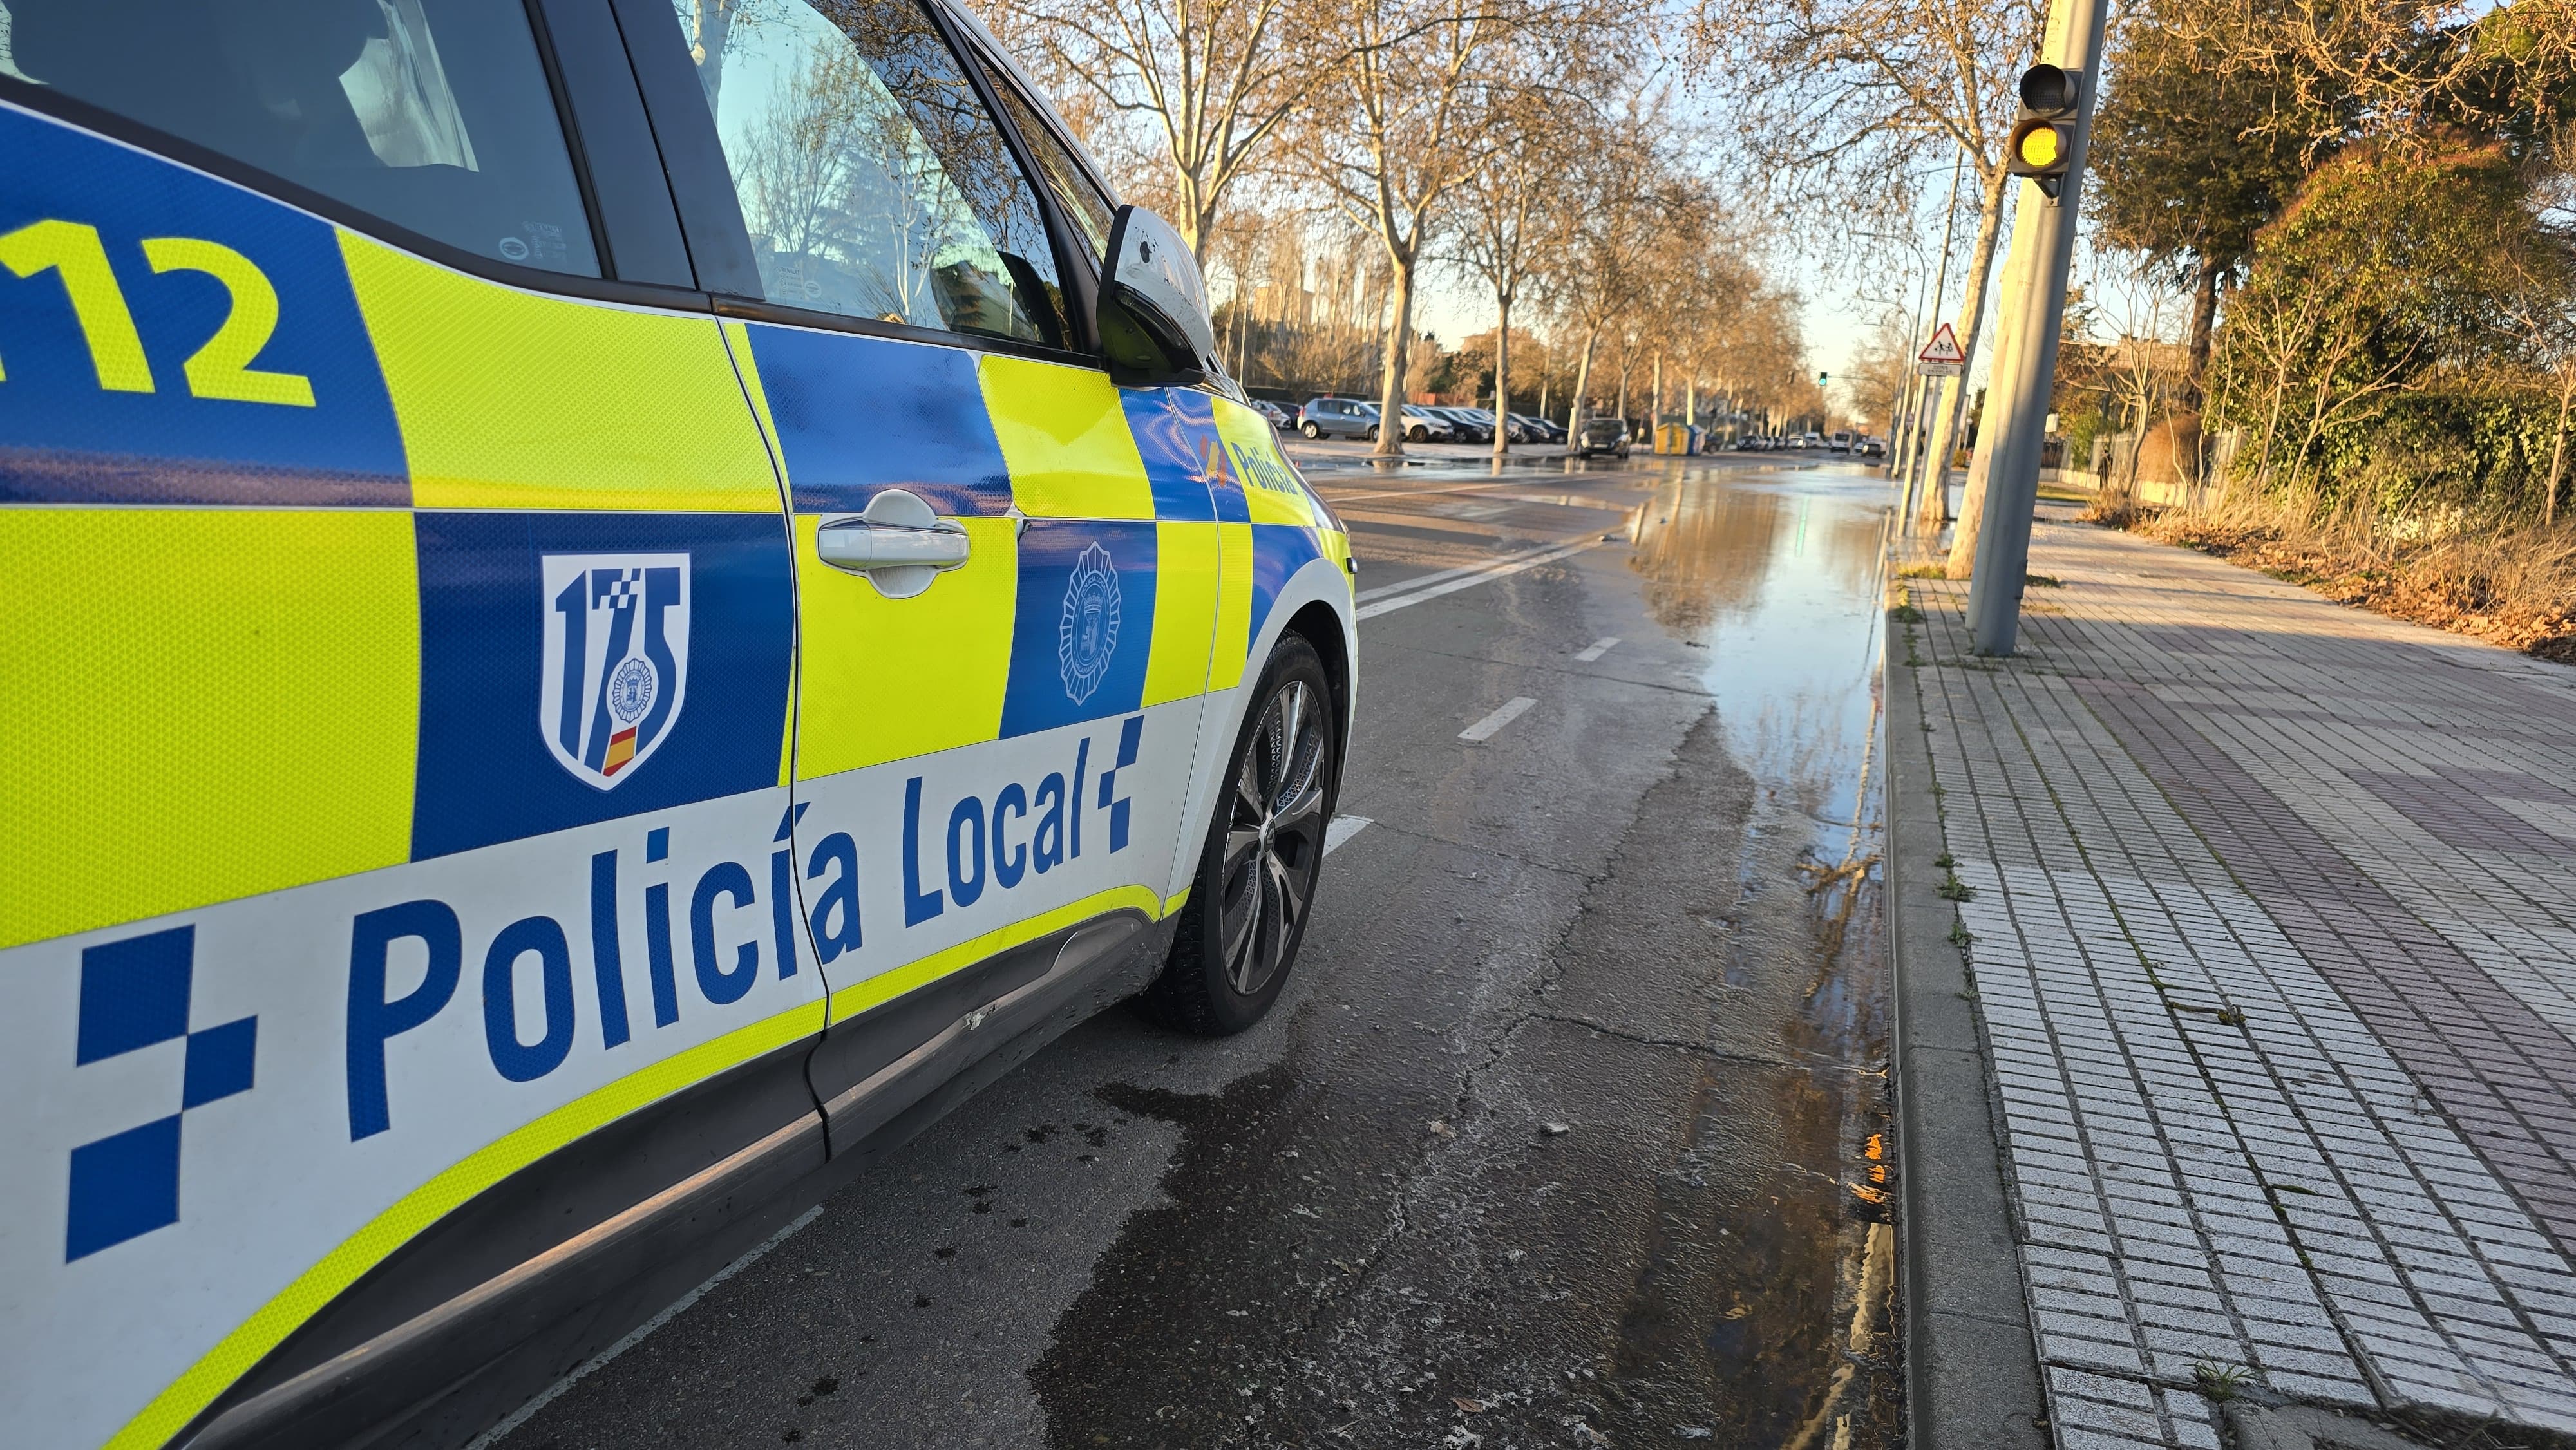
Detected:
left=1097, top=205, right=1220, bottom=388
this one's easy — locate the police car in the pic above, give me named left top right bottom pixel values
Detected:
left=0, top=1, right=1356, bottom=1445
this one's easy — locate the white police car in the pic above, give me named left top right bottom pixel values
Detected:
left=0, top=1, right=1356, bottom=1445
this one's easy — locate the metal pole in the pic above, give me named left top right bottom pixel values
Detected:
left=1965, top=0, right=2112, bottom=655
left=1889, top=249, right=1930, bottom=486
left=1905, top=149, right=1969, bottom=512
left=1895, top=373, right=1927, bottom=516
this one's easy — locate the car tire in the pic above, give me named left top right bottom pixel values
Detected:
left=1365, top=425, right=1379, bottom=442
left=1302, top=420, right=1321, bottom=438
left=1144, top=635, right=1338, bottom=1036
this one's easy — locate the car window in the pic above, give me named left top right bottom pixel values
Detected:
left=0, top=0, right=600, bottom=277
left=673, top=0, right=1066, bottom=347
left=971, top=55, right=1112, bottom=265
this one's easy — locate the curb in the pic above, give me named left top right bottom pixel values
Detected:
left=1886, top=605, right=2052, bottom=1450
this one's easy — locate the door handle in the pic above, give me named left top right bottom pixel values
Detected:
left=817, top=489, right=969, bottom=599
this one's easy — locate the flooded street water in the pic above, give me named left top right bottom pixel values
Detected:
left=491, top=453, right=1902, bottom=1450
left=1598, top=460, right=1899, bottom=1448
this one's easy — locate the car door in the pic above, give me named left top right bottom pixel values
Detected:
left=0, top=5, right=819, bottom=1446
left=633, top=0, right=1222, bottom=1145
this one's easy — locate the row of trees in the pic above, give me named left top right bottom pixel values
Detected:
left=1716, top=0, right=2575, bottom=554
left=976, top=0, right=1817, bottom=450
left=1710, top=0, right=2047, bottom=523
left=2083, top=0, right=2576, bottom=530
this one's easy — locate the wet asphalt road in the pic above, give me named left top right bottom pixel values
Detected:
left=489, top=450, right=1900, bottom=1450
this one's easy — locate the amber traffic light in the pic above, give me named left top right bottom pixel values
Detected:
left=2004, top=64, right=2082, bottom=195
left=2012, top=122, right=2063, bottom=169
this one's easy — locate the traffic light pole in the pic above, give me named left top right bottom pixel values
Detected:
left=1964, top=0, right=2112, bottom=655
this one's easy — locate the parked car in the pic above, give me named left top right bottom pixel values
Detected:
left=1574, top=417, right=1633, bottom=458
left=0, top=1, right=1362, bottom=1447
left=1300, top=396, right=1380, bottom=439
left=1249, top=399, right=1294, bottom=429
left=1511, top=413, right=1565, bottom=444
left=1428, top=406, right=1491, bottom=443
left=1399, top=404, right=1457, bottom=442
left=1861, top=436, right=1886, bottom=457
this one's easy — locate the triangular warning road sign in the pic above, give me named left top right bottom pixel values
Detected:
left=1918, top=323, right=1965, bottom=367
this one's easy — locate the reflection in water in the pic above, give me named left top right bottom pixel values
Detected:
left=1620, top=461, right=1899, bottom=1449
left=1031, top=455, right=1907, bottom=1450
left=1633, top=467, right=1889, bottom=849
left=1629, top=483, right=1787, bottom=632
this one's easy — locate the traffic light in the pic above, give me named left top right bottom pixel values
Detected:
left=2005, top=64, right=2081, bottom=198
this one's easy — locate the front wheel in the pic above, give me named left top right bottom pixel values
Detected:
left=1364, top=425, right=1379, bottom=442
left=1144, top=636, right=1338, bottom=1035
left=1302, top=420, right=1322, bottom=438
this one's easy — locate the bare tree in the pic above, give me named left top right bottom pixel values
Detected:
left=2496, top=152, right=2576, bottom=527
left=1537, top=106, right=1668, bottom=444
left=1847, top=310, right=1915, bottom=436
left=1707, top=0, right=2047, bottom=525
left=973, top=0, right=1329, bottom=259
left=1451, top=70, right=1600, bottom=454
left=1312, top=0, right=1537, bottom=455
left=1644, top=194, right=1760, bottom=438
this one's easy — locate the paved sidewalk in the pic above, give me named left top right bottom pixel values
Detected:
left=1896, top=505, right=2576, bottom=1448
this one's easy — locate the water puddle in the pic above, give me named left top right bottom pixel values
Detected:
left=1613, top=461, right=1900, bottom=1447
left=1035, top=457, right=1903, bottom=1450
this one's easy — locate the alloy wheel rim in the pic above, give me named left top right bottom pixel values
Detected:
left=1218, top=679, right=1327, bottom=997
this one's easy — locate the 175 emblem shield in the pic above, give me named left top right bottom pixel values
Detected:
left=540, top=552, right=690, bottom=789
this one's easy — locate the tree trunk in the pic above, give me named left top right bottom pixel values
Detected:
left=1492, top=294, right=1513, bottom=458
left=2185, top=257, right=2221, bottom=403
left=1917, top=166, right=2013, bottom=533
left=2549, top=369, right=2573, bottom=528
left=1946, top=196, right=2041, bottom=578
left=1891, top=373, right=1926, bottom=511
left=689, top=0, right=738, bottom=109
left=1376, top=250, right=1416, bottom=458
left=1568, top=323, right=1600, bottom=442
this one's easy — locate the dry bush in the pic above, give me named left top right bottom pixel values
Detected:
left=2081, top=494, right=2150, bottom=530
left=2123, top=490, right=2576, bottom=662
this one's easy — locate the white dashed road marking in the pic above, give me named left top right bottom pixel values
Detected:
left=1458, top=697, right=1537, bottom=742
left=1573, top=637, right=1620, bottom=663
left=1323, top=815, right=1372, bottom=855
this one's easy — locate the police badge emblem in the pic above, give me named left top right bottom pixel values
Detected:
left=540, top=553, right=691, bottom=789
left=1057, top=541, right=1122, bottom=706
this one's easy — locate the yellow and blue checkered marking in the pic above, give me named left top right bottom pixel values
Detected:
left=64, top=925, right=260, bottom=1262
left=735, top=323, right=1016, bottom=518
